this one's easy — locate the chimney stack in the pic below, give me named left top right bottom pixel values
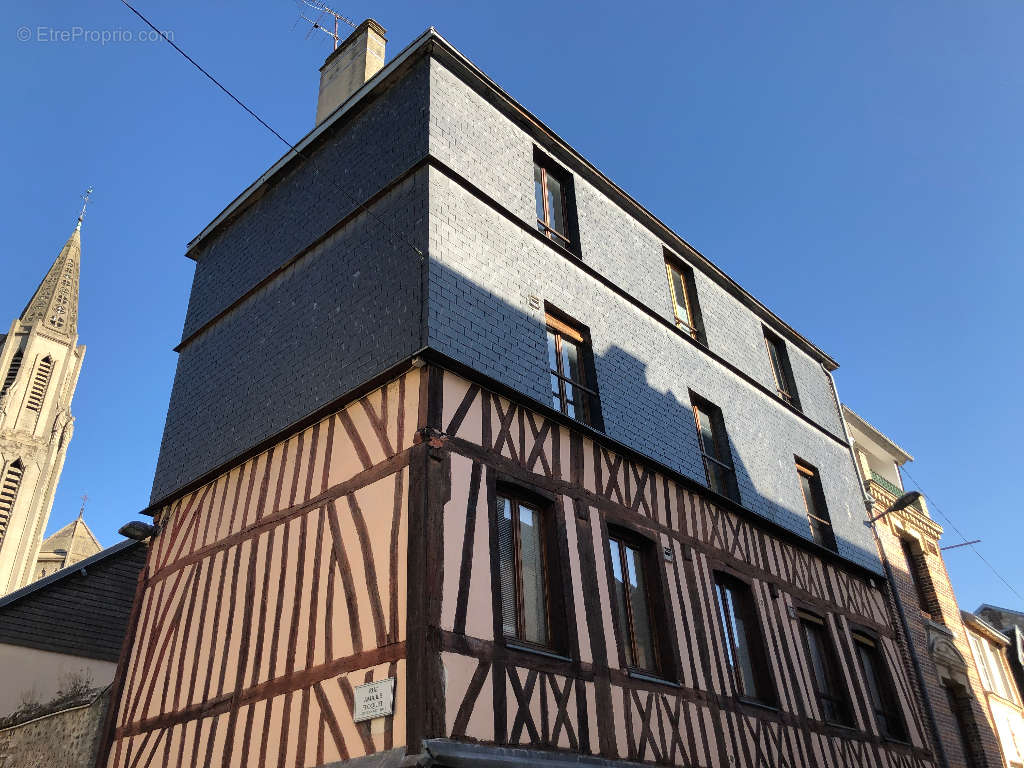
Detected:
left=315, top=19, right=387, bottom=126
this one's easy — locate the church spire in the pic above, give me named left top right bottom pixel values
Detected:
left=19, top=192, right=87, bottom=339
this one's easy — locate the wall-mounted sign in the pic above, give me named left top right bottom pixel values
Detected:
left=352, top=678, right=395, bottom=723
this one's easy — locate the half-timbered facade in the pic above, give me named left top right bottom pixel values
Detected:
left=101, top=21, right=948, bottom=768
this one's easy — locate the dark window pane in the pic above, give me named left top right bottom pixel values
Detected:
left=546, top=173, right=565, bottom=236
left=715, top=576, right=770, bottom=703
left=534, top=165, right=545, bottom=225
left=696, top=404, right=716, bottom=456
left=802, top=617, right=850, bottom=725
left=799, top=473, right=817, bottom=516
left=547, top=331, right=559, bottom=371
left=708, top=462, right=731, bottom=498
left=497, top=496, right=517, bottom=638
left=856, top=637, right=906, bottom=740
left=561, top=337, right=581, bottom=382
left=518, top=504, right=548, bottom=646
left=608, top=539, right=635, bottom=667
left=625, top=545, right=656, bottom=671
left=670, top=266, right=690, bottom=326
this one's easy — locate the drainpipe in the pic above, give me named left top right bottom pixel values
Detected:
left=824, top=366, right=950, bottom=768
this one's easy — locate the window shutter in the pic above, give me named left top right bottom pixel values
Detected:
left=25, top=356, right=54, bottom=412
left=1, top=350, right=23, bottom=398
left=0, top=460, right=25, bottom=543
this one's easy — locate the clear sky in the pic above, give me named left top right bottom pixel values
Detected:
left=1, top=1, right=1021, bottom=611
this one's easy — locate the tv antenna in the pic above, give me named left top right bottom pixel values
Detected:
left=298, top=0, right=357, bottom=50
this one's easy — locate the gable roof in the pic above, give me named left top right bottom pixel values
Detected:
left=0, top=539, right=146, bottom=662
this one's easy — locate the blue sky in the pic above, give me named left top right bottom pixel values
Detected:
left=1, top=1, right=1021, bottom=611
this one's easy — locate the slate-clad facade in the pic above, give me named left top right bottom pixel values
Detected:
left=150, top=31, right=874, bottom=573
left=110, top=24, right=948, bottom=768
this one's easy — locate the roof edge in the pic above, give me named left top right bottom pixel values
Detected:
left=842, top=405, right=914, bottom=464
left=0, top=539, right=140, bottom=610
left=183, top=26, right=839, bottom=370
left=962, top=611, right=1011, bottom=645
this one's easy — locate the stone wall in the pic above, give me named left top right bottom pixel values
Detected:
left=0, top=689, right=107, bottom=768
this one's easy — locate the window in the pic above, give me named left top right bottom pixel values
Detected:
left=691, top=395, right=739, bottom=502
left=969, top=631, right=1014, bottom=700
left=853, top=632, right=907, bottom=741
left=796, top=460, right=837, bottom=551
left=546, top=312, right=598, bottom=425
left=714, top=572, right=774, bottom=704
left=25, top=356, right=54, bottom=412
left=497, top=493, right=558, bottom=649
left=764, top=330, right=799, bottom=409
left=968, top=632, right=993, bottom=690
left=665, top=257, right=705, bottom=343
left=944, top=682, right=985, bottom=766
left=900, top=538, right=936, bottom=618
left=608, top=532, right=660, bottom=674
left=0, top=460, right=25, bottom=544
left=798, top=612, right=852, bottom=725
left=534, top=157, right=574, bottom=250
left=1, top=350, right=22, bottom=398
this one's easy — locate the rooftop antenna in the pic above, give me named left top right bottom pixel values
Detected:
left=298, top=0, right=357, bottom=50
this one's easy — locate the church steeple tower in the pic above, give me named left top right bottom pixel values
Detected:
left=0, top=199, right=88, bottom=595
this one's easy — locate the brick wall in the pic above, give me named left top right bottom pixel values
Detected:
left=872, top=483, right=1004, bottom=767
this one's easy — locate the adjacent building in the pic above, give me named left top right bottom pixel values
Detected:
left=846, top=406, right=1007, bottom=766
left=101, top=22, right=948, bottom=768
left=971, top=606, right=1024, bottom=766
left=978, top=605, right=1024, bottom=700
left=31, top=510, right=102, bottom=582
left=0, top=539, right=146, bottom=768
left=0, top=211, right=86, bottom=596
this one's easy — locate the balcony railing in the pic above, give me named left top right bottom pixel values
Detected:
left=870, top=471, right=924, bottom=513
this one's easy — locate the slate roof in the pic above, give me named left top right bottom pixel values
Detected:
left=0, top=539, right=146, bottom=662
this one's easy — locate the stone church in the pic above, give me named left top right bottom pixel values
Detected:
left=0, top=205, right=92, bottom=596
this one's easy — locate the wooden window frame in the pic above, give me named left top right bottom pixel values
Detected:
left=606, top=527, right=668, bottom=677
left=795, top=459, right=837, bottom=552
left=763, top=329, right=800, bottom=410
left=534, top=152, right=578, bottom=253
left=797, top=610, right=853, bottom=726
left=546, top=310, right=600, bottom=427
left=690, top=393, right=740, bottom=503
left=713, top=571, right=776, bottom=706
left=664, top=255, right=706, bottom=344
left=494, top=485, right=568, bottom=656
left=852, top=630, right=908, bottom=742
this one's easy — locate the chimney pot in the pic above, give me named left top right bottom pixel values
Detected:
left=315, top=18, right=387, bottom=126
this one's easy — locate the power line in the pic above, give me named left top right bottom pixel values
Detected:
left=901, top=465, right=1023, bottom=604
left=118, top=0, right=424, bottom=261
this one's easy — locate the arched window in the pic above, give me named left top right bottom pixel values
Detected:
left=1, top=350, right=23, bottom=398
left=0, top=459, right=25, bottom=544
left=25, top=356, right=54, bottom=412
